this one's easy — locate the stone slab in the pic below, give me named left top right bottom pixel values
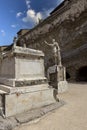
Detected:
left=0, top=84, right=50, bottom=94
left=0, top=101, right=64, bottom=130
left=15, top=57, right=45, bottom=80
left=15, top=101, right=65, bottom=124
left=5, top=87, right=56, bottom=117
left=13, top=46, right=44, bottom=57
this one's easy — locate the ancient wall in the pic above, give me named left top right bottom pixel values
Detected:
left=17, top=0, right=87, bottom=81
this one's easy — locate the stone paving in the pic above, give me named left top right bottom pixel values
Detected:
left=14, top=83, right=87, bottom=130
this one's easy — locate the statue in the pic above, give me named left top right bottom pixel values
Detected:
left=44, top=39, right=62, bottom=66
left=13, top=37, right=17, bottom=47
left=44, top=39, right=68, bottom=94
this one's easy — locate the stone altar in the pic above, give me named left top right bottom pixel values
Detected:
left=0, top=46, right=46, bottom=87
left=0, top=46, right=56, bottom=117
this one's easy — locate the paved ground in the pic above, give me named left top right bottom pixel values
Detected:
left=14, top=83, right=87, bottom=130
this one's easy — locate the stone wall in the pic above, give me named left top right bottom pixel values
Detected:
left=17, top=0, right=87, bottom=81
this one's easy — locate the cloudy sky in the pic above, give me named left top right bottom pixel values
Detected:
left=0, top=0, right=63, bottom=46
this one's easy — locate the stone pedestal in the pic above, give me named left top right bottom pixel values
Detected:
left=47, top=65, right=68, bottom=93
left=4, top=84, right=55, bottom=117
left=0, top=46, right=56, bottom=117
left=0, top=46, right=46, bottom=87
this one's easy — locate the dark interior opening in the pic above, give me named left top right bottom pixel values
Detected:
left=66, top=72, right=70, bottom=79
left=77, top=66, right=87, bottom=81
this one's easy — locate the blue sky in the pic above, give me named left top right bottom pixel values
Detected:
left=0, top=0, right=63, bottom=46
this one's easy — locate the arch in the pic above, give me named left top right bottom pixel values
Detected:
left=77, top=66, right=87, bottom=81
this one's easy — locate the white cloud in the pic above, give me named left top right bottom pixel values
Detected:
left=42, top=8, right=54, bottom=17
left=11, top=24, right=17, bottom=28
left=22, top=9, right=42, bottom=24
left=16, top=12, right=23, bottom=17
left=1, top=30, right=5, bottom=36
left=22, top=0, right=64, bottom=26
left=43, top=0, right=64, bottom=17
left=25, top=0, right=31, bottom=9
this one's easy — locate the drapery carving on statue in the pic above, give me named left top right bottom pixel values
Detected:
left=44, top=39, right=62, bottom=66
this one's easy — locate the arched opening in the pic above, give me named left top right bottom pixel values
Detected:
left=77, top=66, right=87, bottom=81
left=66, top=72, right=70, bottom=80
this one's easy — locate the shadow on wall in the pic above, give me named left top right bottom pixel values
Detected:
left=76, top=66, right=87, bottom=81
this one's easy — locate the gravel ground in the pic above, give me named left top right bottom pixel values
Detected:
left=14, top=83, right=87, bottom=130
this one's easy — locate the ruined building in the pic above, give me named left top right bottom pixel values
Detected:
left=1, top=0, right=87, bottom=82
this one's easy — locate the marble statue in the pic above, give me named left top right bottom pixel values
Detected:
left=44, top=39, right=62, bottom=66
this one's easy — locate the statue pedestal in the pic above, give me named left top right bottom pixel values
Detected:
left=47, top=65, right=68, bottom=93
left=0, top=46, right=56, bottom=117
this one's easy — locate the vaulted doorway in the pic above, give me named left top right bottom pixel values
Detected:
left=77, top=66, right=87, bottom=81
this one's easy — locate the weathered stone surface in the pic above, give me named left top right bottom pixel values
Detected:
left=0, top=117, right=18, bottom=130
left=15, top=0, right=87, bottom=82
left=0, top=85, right=11, bottom=93
left=0, top=57, right=15, bottom=79
left=0, top=101, right=64, bottom=130
left=15, top=78, right=47, bottom=87
left=0, top=95, right=3, bottom=107
left=47, top=65, right=68, bottom=92
left=0, top=84, right=49, bottom=94
left=0, top=46, right=57, bottom=118
left=58, top=81, right=68, bottom=93
left=15, top=109, right=42, bottom=124
left=0, top=47, right=45, bottom=87
left=5, top=86, right=56, bottom=117
left=15, top=101, right=64, bottom=124
left=13, top=46, right=44, bottom=57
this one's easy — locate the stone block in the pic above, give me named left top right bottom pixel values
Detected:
left=0, top=47, right=57, bottom=117
left=5, top=86, right=56, bottom=117
left=58, top=81, right=68, bottom=93
left=0, top=47, right=46, bottom=87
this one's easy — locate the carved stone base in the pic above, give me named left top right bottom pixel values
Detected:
left=0, top=77, right=47, bottom=87
left=0, top=84, right=56, bottom=117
